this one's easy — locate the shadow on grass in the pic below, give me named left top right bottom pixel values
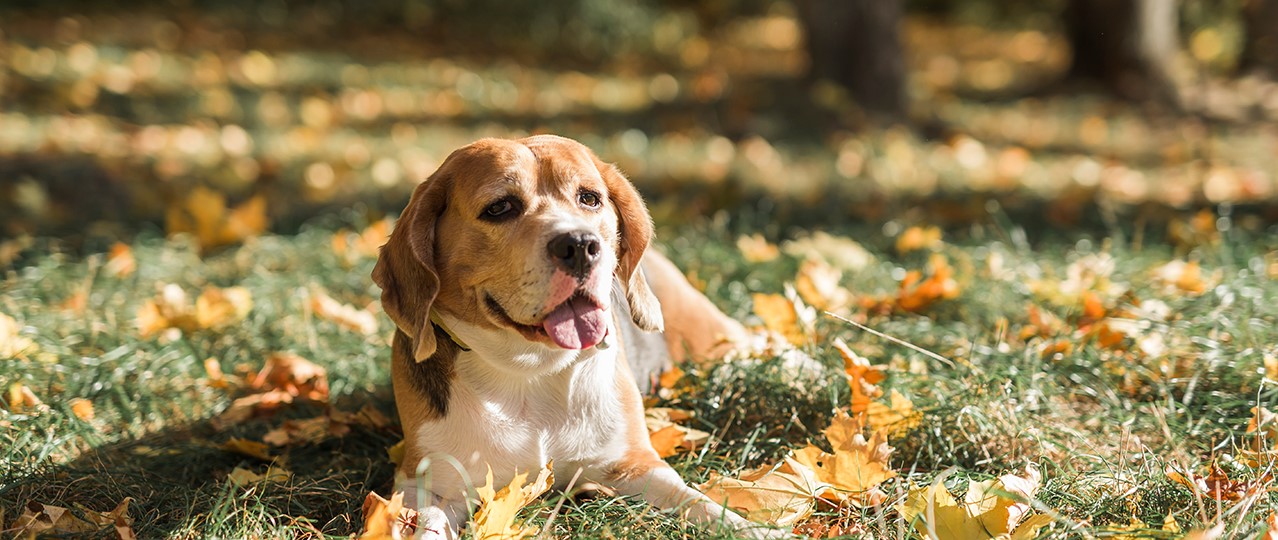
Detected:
left=1, top=392, right=402, bottom=537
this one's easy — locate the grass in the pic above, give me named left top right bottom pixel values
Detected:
left=2, top=208, right=1277, bottom=538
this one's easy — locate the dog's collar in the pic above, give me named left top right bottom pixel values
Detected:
left=429, top=310, right=471, bottom=351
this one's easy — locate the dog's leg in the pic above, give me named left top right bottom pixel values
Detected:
left=395, top=474, right=468, bottom=540
left=641, top=251, right=750, bottom=363
left=611, top=464, right=788, bottom=539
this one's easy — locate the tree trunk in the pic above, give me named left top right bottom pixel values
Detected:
left=1242, top=0, right=1278, bottom=76
left=797, top=0, right=906, bottom=121
left=1066, top=0, right=1179, bottom=102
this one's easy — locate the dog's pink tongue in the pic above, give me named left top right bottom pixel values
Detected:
left=542, top=296, right=607, bottom=349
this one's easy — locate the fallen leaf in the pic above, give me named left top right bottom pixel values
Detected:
left=1, top=312, right=38, bottom=358
left=752, top=285, right=815, bottom=347
left=251, top=352, right=329, bottom=402
left=1263, top=512, right=1278, bottom=540
left=11, top=498, right=134, bottom=539
left=1183, top=522, right=1225, bottom=540
left=792, top=411, right=895, bottom=506
left=263, top=415, right=349, bottom=446
left=69, top=398, right=95, bottom=421
left=227, top=465, right=292, bottom=486
left=700, top=457, right=825, bottom=526
left=738, top=234, right=780, bottom=263
left=1152, top=260, right=1218, bottom=296
left=795, top=258, right=852, bottom=312
left=896, top=225, right=943, bottom=253
left=898, top=464, right=1045, bottom=539
left=470, top=463, right=555, bottom=540
left=6, top=382, right=46, bottom=413
left=1165, top=464, right=1266, bottom=501
left=204, top=357, right=231, bottom=389
left=782, top=232, right=875, bottom=271
left=645, top=407, right=710, bottom=457
left=103, top=242, right=136, bottom=278
left=222, top=437, right=273, bottom=460
left=895, top=254, right=961, bottom=313
left=865, top=389, right=921, bottom=436
left=210, top=388, right=295, bottom=430
left=334, top=219, right=393, bottom=264
left=387, top=440, right=405, bottom=467
left=166, top=187, right=268, bottom=252
left=360, top=491, right=418, bottom=539
left=832, top=339, right=885, bottom=414
left=311, top=289, right=379, bottom=335
left=194, top=286, right=253, bottom=329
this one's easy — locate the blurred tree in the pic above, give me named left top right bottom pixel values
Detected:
left=1242, top=0, right=1278, bottom=75
left=1065, top=0, right=1179, bottom=102
left=796, top=0, right=907, bottom=121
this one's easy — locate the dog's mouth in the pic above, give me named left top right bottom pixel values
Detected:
left=485, top=292, right=608, bottom=350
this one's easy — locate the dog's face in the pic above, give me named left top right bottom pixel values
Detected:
left=374, top=135, right=663, bottom=364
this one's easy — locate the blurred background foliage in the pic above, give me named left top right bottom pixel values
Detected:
left=1, top=0, right=1276, bottom=258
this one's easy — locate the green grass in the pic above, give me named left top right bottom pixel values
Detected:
left=3, top=212, right=1278, bottom=538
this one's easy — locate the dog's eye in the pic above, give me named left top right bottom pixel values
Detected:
left=578, top=190, right=602, bottom=209
left=481, top=198, right=519, bottom=221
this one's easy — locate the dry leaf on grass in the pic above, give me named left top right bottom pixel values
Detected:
left=221, top=437, right=273, bottom=460
left=1, top=312, right=38, bottom=358
left=204, top=357, right=231, bottom=389
left=311, top=289, right=379, bottom=335
left=360, top=491, right=419, bottom=539
left=6, top=382, right=47, bottom=413
left=899, top=465, right=1047, bottom=540
left=11, top=498, right=135, bottom=540
left=1264, top=512, right=1278, bottom=540
left=833, top=339, right=885, bottom=415
left=795, top=258, right=852, bottom=312
left=865, top=390, right=921, bottom=437
left=210, top=389, right=294, bottom=430
left=137, top=284, right=252, bottom=337
left=1165, top=465, right=1268, bottom=501
left=103, top=242, right=136, bottom=278
left=1152, top=260, right=1218, bottom=296
left=165, top=186, right=268, bottom=252
left=752, top=285, right=815, bottom=347
left=896, top=225, right=943, bottom=254
left=251, top=352, right=329, bottom=402
left=470, top=463, right=554, bottom=540
left=68, top=398, right=95, bottom=421
left=333, top=219, right=393, bottom=264
left=645, top=407, right=710, bottom=458
left=781, top=232, right=874, bottom=272
left=792, top=412, right=895, bottom=506
left=227, top=465, right=292, bottom=486
left=700, top=457, right=825, bottom=526
left=738, top=234, right=780, bottom=263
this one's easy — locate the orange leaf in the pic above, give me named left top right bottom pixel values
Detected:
left=832, top=339, right=884, bottom=414
left=69, top=398, right=95, bottom=421
left=360, top=491, right=418, bottom=539
left=103, top=242, right=136, bottom=278
left=311, top=289, right=379, bottom=335
left=251, top=352, right=330, bottom=402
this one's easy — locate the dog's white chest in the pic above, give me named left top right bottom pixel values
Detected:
left=409, top=345, right=627, bottom=497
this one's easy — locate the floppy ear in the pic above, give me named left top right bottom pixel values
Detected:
left=372, top=174, right=450, bottom=362
left=597, top=159, right=664, bottom=333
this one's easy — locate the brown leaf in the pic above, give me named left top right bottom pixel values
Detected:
left=227, top=465, right=292, bottom=486
left=69, top=398, right=95, bottom=421
left=792, top=412, right=895, bottom=506
left=103, top=242, right=136, bottom=278
left=11, top=499, right=134, bottom=539
left=1165, top=465, right=1267, bottom=501
left=210, top=389, right=295, bottom=430
left=221, top=437, right=273, bottom=460
left=700, top=457, right=825, bottom=526
left=360, top=491, right=418, bottom=539
left=251, top=352, right=329, bottom=402
left=311, top=289, right=379, bottom=335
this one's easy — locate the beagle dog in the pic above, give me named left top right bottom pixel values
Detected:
left=372, top=135, right=780, bottom=539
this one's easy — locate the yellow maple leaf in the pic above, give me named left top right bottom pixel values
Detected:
left=195, top=286, right=253, bottom=329
left=899, top=465, right=1046, bottom=540
left=103, top=242, right=136, bottom=278
left=792, top=411, right=895, bottom=506
left=896, top=226, right=943, bottom=254
left=0, top=312, right=37, bottom=358
left=221, top=437, right=273, bottom=460
left=700, top=456, right=825, bottom=526
left=795, top=258, right=852, bottom=312
left=752, top=285, right=814, bottom=347
left=833, top=338, right=885, bottom=414
left=865, top=389, right=921, bottom=436
left=646, top=407, right=710, bottom=458
left=738, top=234, right=780, bottom=263
left=360, top=491, right=418, bottom=539
left=227, top=465, right=292, bottom=486
left=471, top=463, right=554, bottom=540
left=166, top=187, right=268, bottom=252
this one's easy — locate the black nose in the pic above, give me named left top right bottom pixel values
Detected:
left=547, top=231, right=602, bottom=278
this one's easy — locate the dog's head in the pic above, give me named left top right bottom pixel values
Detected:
left=373, top=135, right=663, bottom=363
